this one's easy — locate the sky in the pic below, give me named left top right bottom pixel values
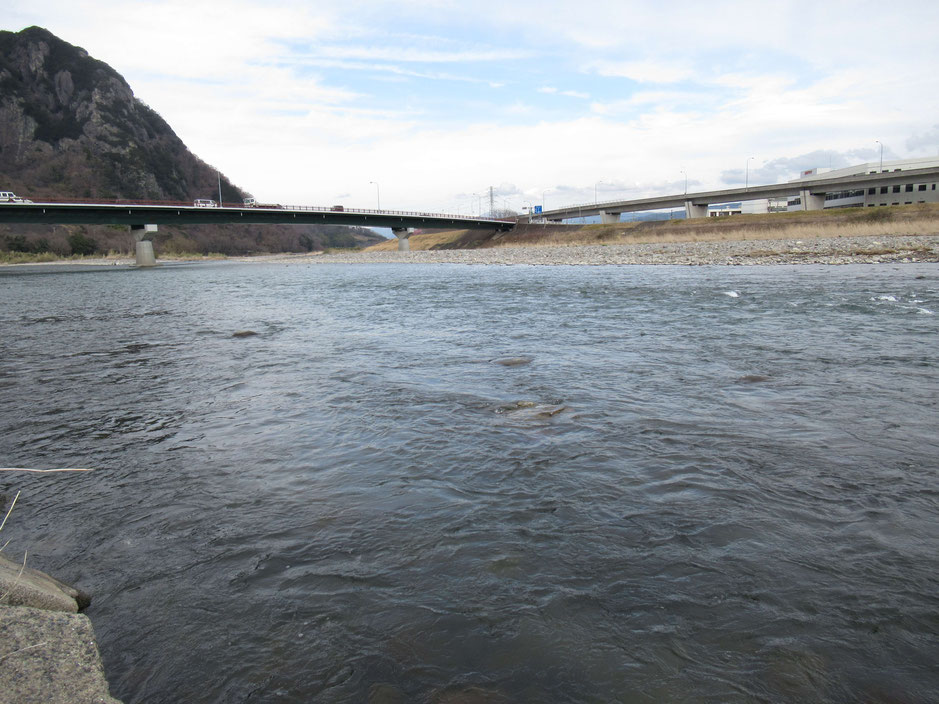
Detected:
left=5, top=0, right=939, bottom=216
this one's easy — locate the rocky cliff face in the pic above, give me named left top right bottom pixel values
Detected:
left=0, top=27, right=382, bottom=254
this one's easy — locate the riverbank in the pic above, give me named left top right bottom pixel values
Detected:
left=3, top=234, right=938, bottom=268
left=298, top=233, right=939, bottom=266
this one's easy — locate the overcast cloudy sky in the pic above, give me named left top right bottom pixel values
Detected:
left=6, top=0, right=939, bottom=213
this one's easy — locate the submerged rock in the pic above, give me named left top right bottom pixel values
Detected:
left=496, top=400, right=566, bottom=418
left=430, top=685, right=512, bottom=704
left=368, top=683, right=408, bottom=704
left=232, top=330, right=258, bottom=338
left=491, top=356, right=533, bottom=366
left=497, top=400, right=536, bottom=413
left=736, top=374, right=771, bottom=384
left=535, top=404, right=566, bottom=417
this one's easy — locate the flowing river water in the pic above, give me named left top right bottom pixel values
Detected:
left=1, top=261, right=937, bottom=703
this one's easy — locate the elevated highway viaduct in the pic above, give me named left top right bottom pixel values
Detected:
left=539, top=166, right=939, bottom=223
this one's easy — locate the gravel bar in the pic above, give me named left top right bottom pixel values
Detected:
left=304, top=234, right=939, bottom=266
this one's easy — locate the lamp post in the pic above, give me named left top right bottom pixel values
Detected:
left=875, top=140, right=883, bottom=172
left=680, top=168, right=687, bottom=195
left=595, top=181, right=604, bottom=205
left=542, top=189, right=550, bottom=212
left=745, top=156, right=755, bottom=189
left=369, top=181, right=380, bottom=211
left=217, top=171, right=222, bottom=206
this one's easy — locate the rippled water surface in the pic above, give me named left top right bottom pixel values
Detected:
left=1, top=261, right=937, bottom=703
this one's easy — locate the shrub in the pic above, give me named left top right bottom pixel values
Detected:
left=853, top=207, right=893, bottom=223
left=4, top=234, right=30, bottom=252
left=67, top=232, right=98, bottom=255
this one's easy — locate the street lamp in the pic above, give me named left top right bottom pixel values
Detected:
left=680, top=168, right=687, bottom=195
left=745, top=156, right=755, bottom=189
left=875, top=140, right=883, bottom=172
left=542, top=189, right=550, bottom=212
left=595, top=181, right=604, bottom=205
left=369, top=181, right=380, bottom=210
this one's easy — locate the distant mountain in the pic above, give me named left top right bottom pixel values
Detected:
left=0, top=26, right=382, bottom=255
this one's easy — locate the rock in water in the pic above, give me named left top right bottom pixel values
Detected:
left=492, top=356, right=533, bottom=366
left=232, top=330, right=258, bottom=338
left=736, top=374, right=770, bottom=384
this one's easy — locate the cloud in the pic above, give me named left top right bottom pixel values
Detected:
left=587, top=59, right=694, bottom=84
left=718, top=147, right=900, bottom=186
left=539, top=86, right=588, bottom=99
left=907, top=124, right=939, bottom=153
left=298, top=45, right=529, bottom=63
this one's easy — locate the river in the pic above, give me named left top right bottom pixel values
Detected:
left=1, top=261, right=937, bottom=703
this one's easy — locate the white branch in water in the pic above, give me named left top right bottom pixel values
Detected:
left=0, top=468, right=94, bottom=473
left=0, top=490, right=20, bottom=533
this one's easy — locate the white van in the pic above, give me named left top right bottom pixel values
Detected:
left=193, top=199, right=218, bottom=208
left=0, top=191, right=31, bottom=203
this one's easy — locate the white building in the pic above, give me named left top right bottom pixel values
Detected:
left=786, top=156, right=939, bottom=211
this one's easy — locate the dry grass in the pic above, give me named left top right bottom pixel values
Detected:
left=364, top=203, right=939, bottom=251
left=366, top=229, right=477, bottom=251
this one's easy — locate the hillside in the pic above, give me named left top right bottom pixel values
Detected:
left=0, top=26, right=382, bottom=255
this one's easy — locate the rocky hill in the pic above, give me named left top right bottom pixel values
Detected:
left=0, top=26, right=382, bottom=255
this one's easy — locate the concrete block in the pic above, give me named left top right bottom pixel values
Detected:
left=0, top=605, right=122, bottom=704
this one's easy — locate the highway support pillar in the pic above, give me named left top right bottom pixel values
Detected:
left=392, top=227, right=411, bottom=251
left=800, top=189, right=825, bottom=211
left=599, top=211, right=621, bottom=224
left=131, top=224, right=158, bottom=267
left=685, top=201, right=708, bottom=219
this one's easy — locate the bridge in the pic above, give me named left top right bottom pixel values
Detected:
left=538, top=166, right=939, bottom=223
left=5, top=164, right=939, bottom=266
left=0, top=200, right=514, bottom=265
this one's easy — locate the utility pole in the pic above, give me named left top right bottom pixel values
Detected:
left=488, top=186, right=495, bottom=218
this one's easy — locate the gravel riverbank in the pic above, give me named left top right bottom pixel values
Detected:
left=4, top=234, right=937, bottom=269
left=302, top=233, right=939, bottom=266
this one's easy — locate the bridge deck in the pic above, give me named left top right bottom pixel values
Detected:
left=0, top=202, right=515, bottom=231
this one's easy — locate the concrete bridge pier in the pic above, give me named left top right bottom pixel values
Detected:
left=392, top=227, right=412, bottom=251
left=685, top=202, right=708, bottom=219
left=131, top=224, right=158, bottom=266
left=599, top=211, right=621, bottom=224
left=800, top=190, right=825, bottom=211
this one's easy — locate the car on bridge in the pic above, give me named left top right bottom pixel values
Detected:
left=193, top=199, right=219, bottom=208
left=0, top=191, right=32, bottom=203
